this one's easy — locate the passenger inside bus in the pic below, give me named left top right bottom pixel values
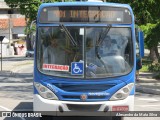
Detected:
left=99, top=36, right=127, bottom=74
left=85, top=35, right=125, bottom=77
left=42, top=27, right=82, bottom=67
left=43, top=38, right=65, bottom=64
left=86, top=38, right=106, bottom=77
left=100, top=36, right=119, bottom=56
left=43, top=29, right=66, bottom=65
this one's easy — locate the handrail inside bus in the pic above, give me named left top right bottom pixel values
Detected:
left=59, top=23, right=77, bottom=46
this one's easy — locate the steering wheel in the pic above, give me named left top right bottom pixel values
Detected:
left=86, top=62, right=110, bottom=77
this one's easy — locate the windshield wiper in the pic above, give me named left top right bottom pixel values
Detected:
left=95, top=25, right=112, bottom=58
left=95, top=25, right=112, bottom=73
left=59, top=23, right=77, bottom=46
left=96, top=24, right=112, bottom=46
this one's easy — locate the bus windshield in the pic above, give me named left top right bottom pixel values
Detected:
left=37, top=26, right=133, bottom=79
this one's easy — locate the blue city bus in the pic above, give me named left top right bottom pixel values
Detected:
left=34, top=1, right=144, bottom=119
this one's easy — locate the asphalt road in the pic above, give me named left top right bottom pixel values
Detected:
left=0, top=62, right=160, bottom=120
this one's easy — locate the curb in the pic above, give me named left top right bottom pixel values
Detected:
left=0, top=64, right=33, bottom=78
left=0, top=71, right=14, bottom=76
left=136, top=85, right=160, bottom=95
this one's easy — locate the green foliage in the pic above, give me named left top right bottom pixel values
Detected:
left=24, top=24, right=36, bottom=35
left=4, top=0, right=160, bottom=75
left=148, top=58, right=160, bottom=72
left=148, top=63, right=160, bottom=72
left=140, top=22, right=160, bottom=49
left=45, top=0, right=62, bottom=2
left=140, top=58, right=152, bottom=72
left=108, top=0, right=160, bottom=51
left=5, top=0, right=160, bottom=26
left=5, top=0, right=74, bottom=24
left=107, top=0, right=160, bottom=24
left=140, top=23, right=156, bottom=48
left=5, top=0, right=65, bottom=34
left=140, top=65, right=149, bottom=72
left=5, top=0, right=41, bottom=23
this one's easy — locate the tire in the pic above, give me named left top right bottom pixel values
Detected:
left=40, top=115, right=56, bottom=120
left=112, top=116, right=123, bottom=120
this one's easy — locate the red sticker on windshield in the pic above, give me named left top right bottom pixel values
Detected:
left=43, top=64, right=69, bottom=72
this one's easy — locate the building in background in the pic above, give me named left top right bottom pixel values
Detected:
left=0, top=0, right=27, bottom=56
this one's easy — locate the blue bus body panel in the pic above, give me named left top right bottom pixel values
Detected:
left=34, top=2, right=135, bottom=102
left=139, top=31, right=145, bottom=57
left=34, top=68, right=134, bottom=101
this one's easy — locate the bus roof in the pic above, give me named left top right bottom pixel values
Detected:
left=38, top=2, right=132, bottom=11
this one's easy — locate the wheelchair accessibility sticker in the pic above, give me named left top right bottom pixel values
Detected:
left=71, top=62, right=84, bottom=75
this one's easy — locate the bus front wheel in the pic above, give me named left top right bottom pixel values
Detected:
left=112, top=116, right=124, bottom=120
left=40, top=116, right=56, bottom=120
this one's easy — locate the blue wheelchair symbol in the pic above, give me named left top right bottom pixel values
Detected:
left=71, top=62, right=84, bottom=75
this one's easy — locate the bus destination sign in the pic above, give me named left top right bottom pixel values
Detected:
left=40, top=6, right=132, bottom=23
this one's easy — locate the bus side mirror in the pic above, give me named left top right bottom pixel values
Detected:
left=138, top=31, right=144, bottom=57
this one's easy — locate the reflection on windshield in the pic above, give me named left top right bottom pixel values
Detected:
left=86, top=27, right=132, bottom=78
left=37, top=27, right=83, bottom=78
left=37, top=27, right=133, bottom=79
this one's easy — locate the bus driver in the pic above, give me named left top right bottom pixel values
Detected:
left=43, top=36, right=66, bottom=65
left=100, top=36, right=119, bottom=56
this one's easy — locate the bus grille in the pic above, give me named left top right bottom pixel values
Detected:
left=53, top=83, right=115, bottom=92
left=62, top=95, right=106, bottom=100
left=66, top=104, right=101, bottom=111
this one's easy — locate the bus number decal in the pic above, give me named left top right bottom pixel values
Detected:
left=43, top=64, right=69, bottom=72
left=47, top=84, right=58, bottom=93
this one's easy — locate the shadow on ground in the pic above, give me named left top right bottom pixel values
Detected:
left=0, top=71, right=33, bottom=83
left=2, top=56, right=33, bottom=62
left=0, top=71, right=33, bottom=100
left=138, top=72, right=160, bottom=83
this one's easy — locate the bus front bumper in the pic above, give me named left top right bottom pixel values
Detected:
left=33, top=94, right=134, bottom=116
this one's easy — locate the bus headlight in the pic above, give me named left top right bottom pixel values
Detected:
left=109, top=83, right=134, bottom=101
left=34, top=82, right=58, bottom=100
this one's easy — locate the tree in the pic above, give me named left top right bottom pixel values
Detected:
left=4, top=0, right=71, bottom=26
left=4, top=0, right=41, bottom=50
left=5, top=0, right=41, bottom=23
left=5, top=0, right=160, bottom=60
left=108, top=0, right=160, bottom=61
left=107, top=0, right=160, bottom=24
